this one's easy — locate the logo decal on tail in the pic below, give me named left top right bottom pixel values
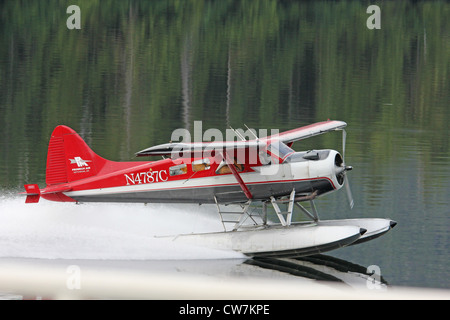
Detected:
left=70, top=157, right=92, bottom=167
left=69, top=157, right=92, bottom=173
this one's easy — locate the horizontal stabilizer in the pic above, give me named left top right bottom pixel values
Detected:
left=25, top=195, right=40, bottom=203
left=23, top=184, right=41, bottom=203
left=24, top=184, right=40, bottom=195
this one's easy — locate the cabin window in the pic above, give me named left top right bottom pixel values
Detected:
left=215, top=159, right=244, bottom=174
left=192, top=158, right=211, bottom=172
left=169, top=164, right=187, bottom=176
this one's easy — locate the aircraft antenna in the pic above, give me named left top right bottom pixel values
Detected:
left=244, top=124, right=259, bottom=140
left=229, top=126, right=246, bottom=141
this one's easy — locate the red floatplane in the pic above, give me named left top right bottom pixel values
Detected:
left=23, top=120, right=396, bottom=257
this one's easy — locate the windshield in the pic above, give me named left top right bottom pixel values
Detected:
left=265, top=141, right=294, bottom=163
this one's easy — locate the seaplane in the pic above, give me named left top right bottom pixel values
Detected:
left=23, top=120, right=396, bottom=257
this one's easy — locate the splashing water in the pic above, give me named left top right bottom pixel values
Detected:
left=0, top=193, right=243, bottom=260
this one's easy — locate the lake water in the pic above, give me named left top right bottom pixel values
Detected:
left=0, top=0, right=449, bottom=291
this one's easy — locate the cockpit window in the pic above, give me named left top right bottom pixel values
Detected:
left=266, top=141, right=294, bottom=163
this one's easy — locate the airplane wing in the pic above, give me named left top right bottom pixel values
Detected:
left=135, top=140, right=265, bottom=157
left=136, top=120, right=346, bottom=157
left=263, top=120, right=347, bottom=144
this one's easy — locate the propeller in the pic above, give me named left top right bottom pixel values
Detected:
left=335, top=129, right=354, bottom=209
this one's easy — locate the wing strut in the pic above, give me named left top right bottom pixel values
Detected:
left=222, top=151, right=253, bottom=200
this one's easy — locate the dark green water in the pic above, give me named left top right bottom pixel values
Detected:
left=0, top=1, right=449, bottom=289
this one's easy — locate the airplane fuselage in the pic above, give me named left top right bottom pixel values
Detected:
left=41, top=149, right=344, bottom=204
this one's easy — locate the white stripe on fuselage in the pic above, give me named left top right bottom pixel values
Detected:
left=64, top=161, right=335, bottom=198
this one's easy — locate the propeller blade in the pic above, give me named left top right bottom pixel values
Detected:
left=344, top=175, right=354, bottom=209
left=342, top=129, right=346, bottom=160
left=341, top=129, right=354, bottom=209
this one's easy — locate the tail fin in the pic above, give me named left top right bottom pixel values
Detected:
left=46, top=125, right=107, bottom=185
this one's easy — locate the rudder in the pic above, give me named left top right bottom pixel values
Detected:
left=46, top=125, right=107, bottom=185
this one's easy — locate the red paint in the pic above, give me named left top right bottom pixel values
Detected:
left=24, top=121, right=344, bottom=203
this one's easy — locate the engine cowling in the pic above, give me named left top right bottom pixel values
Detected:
left=286, top=149, right=351, bottom=194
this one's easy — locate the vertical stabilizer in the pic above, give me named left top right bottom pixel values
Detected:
left=45, top=125, right=107, bottom=185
